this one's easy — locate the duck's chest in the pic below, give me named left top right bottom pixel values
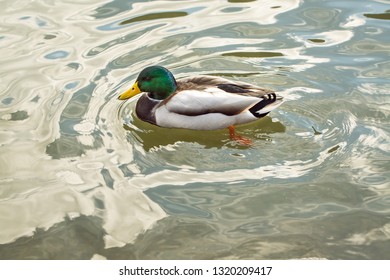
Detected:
left=135, top=94, right=159, bottom=125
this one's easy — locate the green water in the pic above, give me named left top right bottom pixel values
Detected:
left=0, top=0, right=389, bottom=259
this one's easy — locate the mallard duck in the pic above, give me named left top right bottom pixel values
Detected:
left=118, top=66, right=283, bottom=142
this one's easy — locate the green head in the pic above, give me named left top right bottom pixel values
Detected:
left=118, top=66, right=177, bottom=100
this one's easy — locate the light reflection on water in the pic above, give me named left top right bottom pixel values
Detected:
left=0, top=0, right=389, bottom=259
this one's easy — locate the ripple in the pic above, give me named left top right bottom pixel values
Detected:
left=222, top=51, right=284, bottom=58
left=291, top=30, right=354, bottom=48
left=364, top=11, right=390, bottom=20
left=1, top=0, right=389, bottom=260
left=300, top=7, right=340, bottom=26
left=44, top=50, right=70, bottom=60
left=120, top=11, right=189, bottom=26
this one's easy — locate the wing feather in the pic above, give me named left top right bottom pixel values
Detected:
left=159, top=75, right=282, bottom=117
left=162, top=88, right=260, bottom=116
left=176, top=75, right=274, bottom=97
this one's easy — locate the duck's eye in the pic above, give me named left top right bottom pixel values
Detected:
left=143, top=76, right=152, bottom=81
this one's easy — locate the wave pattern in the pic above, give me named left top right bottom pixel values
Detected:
left=0, top=0, right=389, bottom=259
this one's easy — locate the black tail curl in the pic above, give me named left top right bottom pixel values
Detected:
left=249, top=93, right=277, bottom=118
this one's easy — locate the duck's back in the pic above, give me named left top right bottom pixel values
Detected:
left=176, top=75, right=275, bottom=98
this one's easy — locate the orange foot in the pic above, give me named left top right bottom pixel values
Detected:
left=228, top=125, right=253, bottom=146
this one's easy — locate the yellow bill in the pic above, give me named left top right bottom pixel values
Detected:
left=118, top=81, right=141, bottom=100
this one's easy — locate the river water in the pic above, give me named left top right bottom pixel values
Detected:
left=0, top=0, right=389, bottom=259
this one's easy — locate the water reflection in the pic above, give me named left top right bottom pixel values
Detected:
left=120, top=12, right=189, bottom=26
left=0, top=0, right=389, bottom=259
left=119, top=97, right=286, bottom=151
left=364, top=12, right=390, bottom=20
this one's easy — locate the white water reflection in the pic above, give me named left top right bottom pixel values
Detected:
left=1, top=0, right=389, bottom=259
left=292, top=30, right=354, bottom=48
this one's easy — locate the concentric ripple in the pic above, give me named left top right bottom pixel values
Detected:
left=0, top=0, right=389, bottom=259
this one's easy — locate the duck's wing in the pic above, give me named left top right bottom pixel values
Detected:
left=161, top=88, right=259, bottom=116
left=160, top=76, right=280, bottom=117
left=177, top=75, right=275, bottom=97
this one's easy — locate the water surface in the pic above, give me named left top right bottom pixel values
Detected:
left=0, top=0, right=389, bottom=259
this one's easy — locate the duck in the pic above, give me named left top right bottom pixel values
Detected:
left=118, top=65, right=283, bottom=143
